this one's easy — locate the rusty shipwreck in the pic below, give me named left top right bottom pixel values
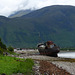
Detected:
left=37, top=41, right=60, bottom=57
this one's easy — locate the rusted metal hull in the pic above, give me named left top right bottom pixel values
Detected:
left=37, top=41, right=60, bottom=57
left=38, top=48, right=60, bottom=57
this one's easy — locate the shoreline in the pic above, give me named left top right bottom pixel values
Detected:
left=13, top=49, right=75, bottom=75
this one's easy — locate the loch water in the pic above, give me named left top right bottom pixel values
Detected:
left=58, top=51, right=75, bottom=58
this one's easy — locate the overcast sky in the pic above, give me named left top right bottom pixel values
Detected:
left=0, top=0, right=75, bottom=17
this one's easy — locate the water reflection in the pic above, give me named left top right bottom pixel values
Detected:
left=58, top=52, right=75, bottom=58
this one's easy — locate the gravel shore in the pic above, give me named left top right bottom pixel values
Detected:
left=13, top=49, right=75, bottom=75
left=52, top=61, right=75, bottom=75
left=39, top=60, right=71, bottom=75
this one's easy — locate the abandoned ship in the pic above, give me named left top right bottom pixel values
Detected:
left=37, top=41, right=60, bottom=57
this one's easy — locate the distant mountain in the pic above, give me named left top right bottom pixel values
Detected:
left=8, top=9, right=33, bottom=18
left=0, top=5, right=75, bottom=48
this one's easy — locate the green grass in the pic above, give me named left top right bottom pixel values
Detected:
left=0, top=55, right=34, bottom=75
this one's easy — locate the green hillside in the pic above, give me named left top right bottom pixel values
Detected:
left=0, top=5, right=75, bottom=48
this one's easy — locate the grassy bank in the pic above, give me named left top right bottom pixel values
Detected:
left=0, top=55, right=34, bottom=75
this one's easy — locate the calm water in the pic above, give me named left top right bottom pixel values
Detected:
left=58, top=52, right=75, bottom=58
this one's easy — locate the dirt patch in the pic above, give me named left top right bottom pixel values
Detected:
left=39, top=60, right=71, bottom=75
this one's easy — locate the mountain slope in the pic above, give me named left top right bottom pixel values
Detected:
left=0, top=5, right=75, bottom=48
left=8, top=9, right=33, bottom=18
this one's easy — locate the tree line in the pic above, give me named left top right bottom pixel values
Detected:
left=0, top=38, right=14, bottom=54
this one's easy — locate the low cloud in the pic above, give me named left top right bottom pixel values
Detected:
left=0, top=0, right=75, bottom=17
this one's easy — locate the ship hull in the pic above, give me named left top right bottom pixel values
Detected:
left=38, top=48, right=60, bottom=57
left=37, top=41, right=60, bottom=57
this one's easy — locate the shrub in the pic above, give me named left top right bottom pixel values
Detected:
left=0, top=47, right=4, bottom=54
left=0, top=38, right=7, bottom=50
left=8, top=46, right=14, bottom=52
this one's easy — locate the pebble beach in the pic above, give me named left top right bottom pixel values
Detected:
left=13, top=49, right=75, bottom=75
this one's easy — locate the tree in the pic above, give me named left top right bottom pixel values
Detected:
left=8, top=46, right=14, bottom=52
left=0, top=38, right=7, bottom=50
left=0, top=47, right=4, bottom=54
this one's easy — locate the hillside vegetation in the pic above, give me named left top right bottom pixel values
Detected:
left=0, top=5, right=75, bottom=48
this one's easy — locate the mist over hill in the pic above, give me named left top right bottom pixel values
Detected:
left=8, top=9, right=33, bottom=18
left=0, top=5, right=75, bottom=48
